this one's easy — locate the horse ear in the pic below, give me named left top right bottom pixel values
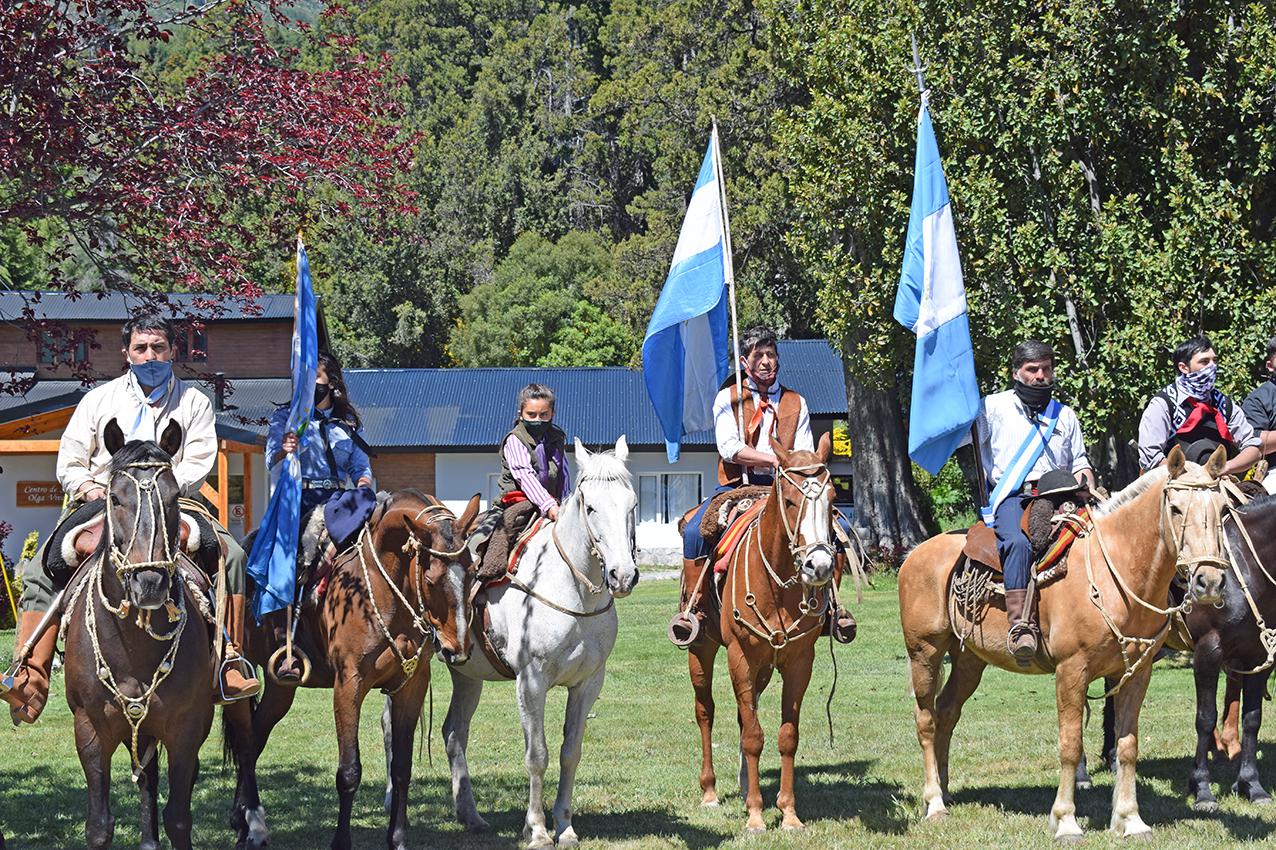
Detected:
left=614, top=435, right=629, bottom=463
left=458, top=493, right=482, bottom=536
left=816, top=431, right=832, bottom=464
left=1166, top=444, right=1186, bottom=479
left=1206, top=445, right=1228, bottom=479
left=574, top=437, right=590, bottom=471
left=104, top=418, right=125, bottom=456
left=158, top=420, right=183, bottom=459
left=769, top=436, right=791, bottom=468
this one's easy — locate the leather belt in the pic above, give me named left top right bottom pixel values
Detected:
left=303, top=478, right=341, bottom=490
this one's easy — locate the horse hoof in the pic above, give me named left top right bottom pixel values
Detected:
left=1055, top=834, right=1083, bottom=845
left=781, top=821, right=806, bottom=832
left=1076, top=778, right=1092, bottom=791
left=1252, top=794, right=1273, bottom=806
left=557, top=834, right=580, bottom=848
left=1193, top=800, right=1220, bottom=814
left=744, top=826, right=766, bottom=836
left=463, top=816, right=491, bottom=833
left=701, top=797, right=720, bottom=808
left=924, top=809, right=948, bottom=822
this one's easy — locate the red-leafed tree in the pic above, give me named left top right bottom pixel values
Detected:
left=0, top=0, right=414, bottom=302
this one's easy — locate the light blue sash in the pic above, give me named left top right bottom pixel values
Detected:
left=980, top=399, right=1062, bottom=527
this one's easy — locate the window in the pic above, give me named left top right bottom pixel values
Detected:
left=175, top=323, right=208, bottom=363
left=637, top=472, right=702, bottom=524
left=38, top=330, right=88, bottom=365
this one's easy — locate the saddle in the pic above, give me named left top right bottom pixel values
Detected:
left=961, top=472, right=1092, bottom=586
left=472, top=499, right=541, bottom=585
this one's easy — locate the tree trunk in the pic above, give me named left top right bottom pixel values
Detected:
left=843, top=358, right=936, bottom=558
left=1089, top=428, right=1140, bottom=492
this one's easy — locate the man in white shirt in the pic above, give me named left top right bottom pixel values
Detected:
left=668, top=326, right=815, bottom=647
left=4, top=313, right=259, bottom=723
left=975, top=340, right=1095, bottom=665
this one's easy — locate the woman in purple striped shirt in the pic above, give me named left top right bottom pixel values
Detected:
left=497, top=383, right=570, bottom=518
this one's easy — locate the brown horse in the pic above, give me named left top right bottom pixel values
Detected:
left=686, top=438, right=836, bottom=833
left=63, top=419, right=214, bottom=850
left=226, top=490, right=478, bottom=850
left=899, top=445, right=1230, bottom=840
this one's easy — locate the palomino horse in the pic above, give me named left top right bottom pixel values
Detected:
left=62, top=420, right=215, bottom=850
left=899, top=445, right=1230, bottom=840
left=227, top=491, right=479, bottom=850
left=1081, top=489, right=1276, bottom=811
left=686, top=438, right=835, bottom=833
left=435, top=437, right=638, bottom=849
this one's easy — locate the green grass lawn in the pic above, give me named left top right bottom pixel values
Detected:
left=3, top=575, right=1276, bottom=849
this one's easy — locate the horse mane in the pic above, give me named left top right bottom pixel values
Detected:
left=1092, top=466, right=1168, bottom=518
left=578, top=450, right=633, bottom=486
left=108, top=439, right=173, bottom=475
left=1238, top=492, right=1276, bottom=514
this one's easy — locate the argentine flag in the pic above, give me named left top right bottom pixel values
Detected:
left=893, top=97, right=980, bottom=475
left=247, top=238, right=319, bottom=620
left=642, top=133, right=731, bottom=462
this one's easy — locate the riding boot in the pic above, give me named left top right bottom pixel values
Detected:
left=3, top=610, right=59, bottom=724
left=668, top=557, right=710, bottom=648
left=267, top=610, right=302, bottom=684
left=215, top=593, right=261, bottom=704
left=824, top=605, right=858, bottom=644
left=1005, top=587, right=1038, bottom=666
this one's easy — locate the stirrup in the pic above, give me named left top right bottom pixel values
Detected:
left=216, top=656, right=262, bottom=703
left=668, top=611, right=701, bottom=649
left=827, top=607, right=857, bottom=645
left=267, top=646, right=312, bottom=687
left=1009, top=629, right=1038, bottom=665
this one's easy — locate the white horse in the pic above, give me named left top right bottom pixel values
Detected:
left=385, top=435, right=638, bottom=848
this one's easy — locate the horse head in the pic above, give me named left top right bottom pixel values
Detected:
left=572, top=436, right=639, bottom=597
left=1163, top=444, right=1228, bottom=606
left=406, top=493, right=481, bottom=665
left=769, top=435, right=835, bottom=588
left=102, top=417, right=184, bottom=611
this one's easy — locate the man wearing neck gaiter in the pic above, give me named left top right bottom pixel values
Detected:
left=1138, top=335, right=1260, bottom=476
left=975, top=340, right=1095, bottom=665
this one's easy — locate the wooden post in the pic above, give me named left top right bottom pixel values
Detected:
left=242, top=451, right=254, bottom=535
left=216, top=442, right=230, bottom=526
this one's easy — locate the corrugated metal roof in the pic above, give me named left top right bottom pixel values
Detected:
left=0, top=340, right=848, bottom=450
left=0, top=291, right=296, bottom=322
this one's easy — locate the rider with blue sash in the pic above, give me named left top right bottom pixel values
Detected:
left=976, top=340, right=1094, bottom=664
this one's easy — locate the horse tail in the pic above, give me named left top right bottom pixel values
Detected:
left=221, top=696, right=257, bottom=769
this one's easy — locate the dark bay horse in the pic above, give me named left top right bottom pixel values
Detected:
left=228, top=491, right=479, bottom=850
left=687, top=438, right=836, bottom=833
left=62, top=419, right=214, bottom=850
left=899, top=446, right=1229, bottom=840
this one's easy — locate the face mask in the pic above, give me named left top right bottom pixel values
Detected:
left=1177, top=361, right=1217, bottom=401
left=1013, top=379, right=1054, bottom=414
left=315, top=383, right=331, bottom=406
left=130, top=359, right=172, bottom=390
left=522, top=419, right=549, bottom=439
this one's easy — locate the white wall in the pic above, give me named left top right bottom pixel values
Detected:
left=0, top=453, right=67, bottom=562
left=434, top=447, right=719, bottom=566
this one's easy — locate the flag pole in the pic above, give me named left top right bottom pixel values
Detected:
left=712, top=118, right=747, bottom=480
left=909, top=34, right=987, bottom=507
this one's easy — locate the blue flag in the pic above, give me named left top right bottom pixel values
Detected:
left=642, top=132, right=731, bottom=462
left=893, top=98, right=981, bottom=475
left=247, top=239, right=319, bottom=620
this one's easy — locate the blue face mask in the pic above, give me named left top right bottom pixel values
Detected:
left=131, top=359, right=172, bottom=391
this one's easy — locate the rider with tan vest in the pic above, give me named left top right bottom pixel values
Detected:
left=670, top=326, right=813, bottom=643
left=3, top=313, right=260, bottom=723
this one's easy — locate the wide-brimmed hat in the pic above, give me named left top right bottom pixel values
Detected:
left=1035, top=469, right=1084, bottom=498
left=1181, top=437, right=1229, bottom=466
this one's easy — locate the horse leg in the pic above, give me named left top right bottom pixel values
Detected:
left=1233, top=670, right=1272, bottom=804
left=223, top=698, right=269, bottom=850
left=1108, top=666, right=1154, bottom=837
left=776, top=646, right=815, bottom=831
left=74, top=712, right=116, bottom=850
left=443, top=670, right=489, bottom=832
left=331, top=679, right=367, bottom=850
left=1216, top=673, right=1242, bottom=761
left=385, top=676, right=427, bottom=850
left=1048, top=658, right=1088, bottom=841
left=517, top=671, right=554, bottom=849
left=934, top=645, right=987, bottom=805
left=688, top=637, right=720, bottom=806
left=1103, top=680, right=1118, bottom=771
left=552, top=667, right=606, bottom=848
left=1189, top=649, right=1222, bottom=812
left=907, top=634, right=950, bottom=820
left=727, top=641, right=767, bottom=834
left=162, top=739, right=199, bottom=850
left=136, top=742, right=161, bottom=850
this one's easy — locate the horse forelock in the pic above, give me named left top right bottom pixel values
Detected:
left=577, top=450, right=633, bottom=488
left=1093, top=466, right=1169, bottom=517
left=109, top=439, right=173, bottom=476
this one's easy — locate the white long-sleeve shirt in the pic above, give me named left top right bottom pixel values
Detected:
left=713, top=380, right=814, bottom=464
left=975, top=389, right=1091, bottom=489
left=57, top=372, right=218, bottom=497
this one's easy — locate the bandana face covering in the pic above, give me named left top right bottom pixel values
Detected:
left=315, top=383, right=331, bottom=406
left=1177, top=361, right=1218, bottom=401
left=130, top=359, right=172, bottom=391
left=522, top=419, right=549, bottom=440
left=1013, top=380, right=1054, bottom=414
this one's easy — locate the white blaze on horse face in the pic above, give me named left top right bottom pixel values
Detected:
left=797, top=479, right=833, bottom=584
left=576, top=449, right=639, bottom=597
left=446, top=559, right=469, bottom=661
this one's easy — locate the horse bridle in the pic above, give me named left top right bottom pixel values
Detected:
left=548, top=486, right=635, bottom=596
left=1161, top=477, right=1230, bottom=579
left=106, top=460, right=180, bottom=580
left=774, top=460, right=835, bottom=574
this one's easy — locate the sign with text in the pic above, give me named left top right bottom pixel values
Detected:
left=17, top=480, right=63, bottom=508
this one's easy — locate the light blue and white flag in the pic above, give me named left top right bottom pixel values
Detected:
left=893, top=97, right=981, bottom=476
left=642, top=132, right=732, bottom=462
left=247, top=238, right=319, bottom=620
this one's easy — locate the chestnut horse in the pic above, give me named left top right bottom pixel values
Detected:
left=226, top=491, right=479, bottom=850
left=686, top=438, right=836, bottom=833
left=899, top=445, right=1231, bottom=840
left=62, top=420, right=214, bottom=850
